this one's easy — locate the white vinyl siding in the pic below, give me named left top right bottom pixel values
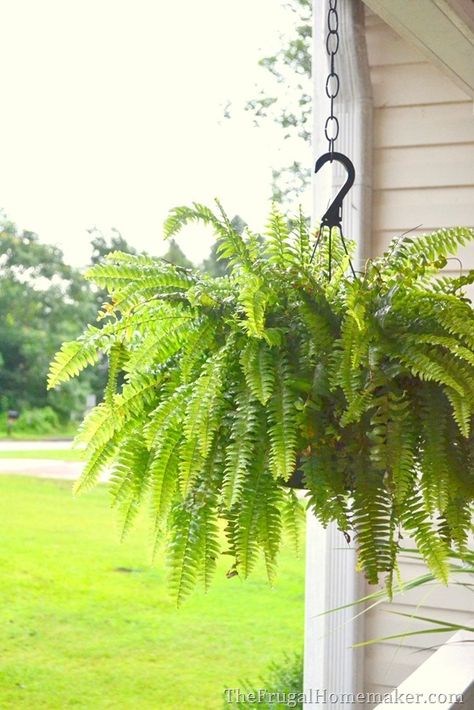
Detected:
left=363, top=9, right=474, bottom=697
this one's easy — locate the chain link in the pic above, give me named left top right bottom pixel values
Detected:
left=324, top=0, right=340, bottom=154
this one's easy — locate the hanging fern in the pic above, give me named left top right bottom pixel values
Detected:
left=49, top=201, right=474, bottom=602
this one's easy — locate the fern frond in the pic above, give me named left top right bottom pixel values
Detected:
left=47, top=326, right=105, bottom=389
left=238, top=275, right=271, bottom=338
left=234, top=450, right=267, bottom=578
left=267, top=354, right=298, bottom=481
left=384, top=393, right=417, bottom=506
left=401, top=492, right=449, bottom=585
left=85, top=258, right=194, bottom=293
left=352, top=465, right=393, bottom=584
left=125, top=317, right=196, bottom=373
left=167, top=504, right=203, bottom=605
left=183, top=347, right=229, bottom=459
left=397, top=345, right=466, bottom=395
left=303, top=451, right=348, bottom=531
left=256, top=473, right=282, bottom=583
left=264, top=205, right=292, bottom=268
left=144, top=385, right=189, bottom=449
left=110, top=440, right=154, bottom=540
left=178, top=437, right=205, bottom=497
left=149, top=426, right=181, bottom=525
left=291, top=206, right=311, bottom=270
left=198, top=504, right=220, bottom=591
left=74, top=402, right=117, bottom=452
left=388, top=227, right=474, bottom=267
left=445, top=387, right=471, bottom=437
left=240, top=339, right=275, bottom=405
left=419, top=386, right=451, bottom=514
left=73, top=436, right=118, bottom=495
left=114, top=374, right=159, bottom=420
left=105, top=342, right=128, bottom=404
left=179, top=319, right=217, bottom=383
left=222, top=386, right=259, bottom=507
left=281, top=489, right=304, bottom=557
left=164, top=200, right=253, bottom=271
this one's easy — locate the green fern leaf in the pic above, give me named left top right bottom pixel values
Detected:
left=222, top=386, right=259, bottom=507
left=47, top=326, right=105, bottom=389
left=267, top=354, right=298, bottom=481
left=281, top=489, right=304, bottom=557
left=167, top=504, right=205, bottom=606
left=238, top=275, right=270, bottom=338
left=183, top=349, right=228, bottom=459
left=73, top=437, right=118, bottom=495
left=240, top=339, right=275, bottom=405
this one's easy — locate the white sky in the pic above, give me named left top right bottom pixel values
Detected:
left=0, top=0, right=310, bottom=266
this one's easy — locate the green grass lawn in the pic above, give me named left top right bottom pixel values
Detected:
left=0, top=475, right=305, bottom=709
left=0, top=449, right=82, bottom=461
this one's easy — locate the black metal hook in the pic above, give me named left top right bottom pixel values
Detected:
left=314, top=151, right=355, bottom=231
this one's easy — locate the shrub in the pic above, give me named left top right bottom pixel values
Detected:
left=224, top=652, right=303, bottom=708
left=12, top=406, right=61, bottom=435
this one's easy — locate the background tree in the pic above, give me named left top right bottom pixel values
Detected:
left=162, top=239, right=193, bottom=269
left=89, top=227, right=137, bottom=265
left=0, top=215, right=97, bottom=421
left=231, top=0, right=311, bottom=205
left=0, top=220, right=140, bottom=426
left=201, top=215, right=245, bottom=276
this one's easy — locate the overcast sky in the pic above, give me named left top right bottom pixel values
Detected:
left=0, top=0, right=310, bottom=265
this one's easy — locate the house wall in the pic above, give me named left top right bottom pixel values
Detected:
left=363, top=10, right=474, bottom=697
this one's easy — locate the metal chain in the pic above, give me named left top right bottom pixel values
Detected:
left=324, top=0, right=340, bottom=155
left=312, top=1, right=357, bottom=281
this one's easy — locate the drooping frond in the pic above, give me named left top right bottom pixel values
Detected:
left=110, top=438, right=154, bottom=539
left=149, top=425, right=181, bottom=525
left=73, top=436, right=119, bottom=495
left=401, top=492, right=450, bottom=585
left=74, top=402, right=117, bottom=452
left=114, top=374, right=160, bottom=420
left=47, top=325, right=106, bottom=389
left=238, top=275, right=271, bottom=338
left=183, top=346, right=229, bottom=460
left=144, top=385, right=189, bottom=449
left=267, top=354, right=298, bottom=481
left=167, top=503, right=205, bottom=606
left=352, top=462, right=393, bottom=584
left=281, top=488, right=304, bottom=557
left=222, top=386, right=259, bottom=507
left=125, top=316, right=196, bottom=373
left=104, top=342, right=128, bottom=404
left=240, top=339, right=275, bottom=405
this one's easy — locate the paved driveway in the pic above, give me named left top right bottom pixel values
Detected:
left=0, top=440, right=106, bottom=481
left=0, top=458, right=83, bottom=479
left=0, top=439, right=73, bottom=452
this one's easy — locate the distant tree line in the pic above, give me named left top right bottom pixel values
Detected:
left=0, top=213, right=231, bottom=430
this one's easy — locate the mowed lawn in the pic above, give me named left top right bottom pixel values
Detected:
left=0, top=475, right=304, bottom=709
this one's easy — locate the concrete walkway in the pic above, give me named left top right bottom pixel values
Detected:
left=0, top=439, right=73, bottom=452
left=0, top=458, right=84, bottom=480
left=0, top=440, right=112, bottom=481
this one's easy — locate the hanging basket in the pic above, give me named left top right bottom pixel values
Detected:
left=48, top=200, right=474, bottom=603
